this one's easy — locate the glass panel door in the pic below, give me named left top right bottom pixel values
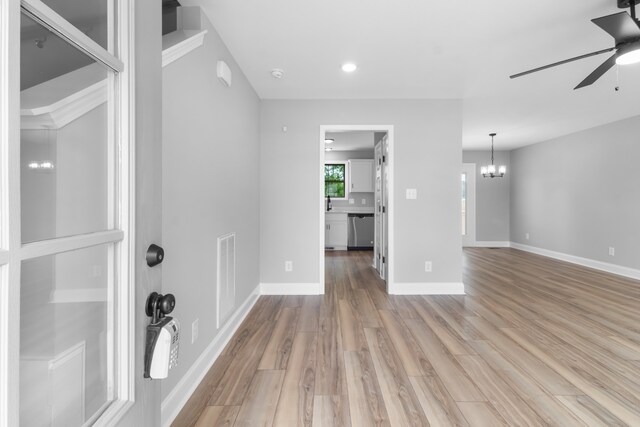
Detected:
left=3, top=0, right=133, bottom=423
left=19, top=12, right=118, bottom=426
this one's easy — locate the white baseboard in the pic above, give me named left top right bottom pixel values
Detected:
left=471, top=241, right=510, bottom=248
left=161, top=283, right=261, bottom=427
left=510, top=242, right=640, bottom=281
left=260, top=282, right=322, bottom=295
left=388, top=282, right=465, bottom=295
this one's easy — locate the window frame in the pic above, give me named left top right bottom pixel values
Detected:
left=324, top=161, right=349, bottom=200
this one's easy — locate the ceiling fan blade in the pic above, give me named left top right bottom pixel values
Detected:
left=592, top=11, right=640, bottom=43
left=574, top=54, right=617, bottom=89
left=510, top=47, right=615, bottom=79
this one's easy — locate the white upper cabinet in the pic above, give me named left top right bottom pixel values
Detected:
left=348, top=159, right=374, bottom=193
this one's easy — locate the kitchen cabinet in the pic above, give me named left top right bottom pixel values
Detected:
left=349, top=159, right=374, bottom=193
left=325, top=212, right=348, bottom=250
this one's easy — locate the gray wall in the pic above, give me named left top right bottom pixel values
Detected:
left=462, top=150, right=510, bottom=242
left=510, top=115, right=640, bottom=270
left=161, top=10, right=261, bottom=400
left=260, top=100, right=463, bottom=285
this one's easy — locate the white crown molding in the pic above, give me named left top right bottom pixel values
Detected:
left=161, top=283, right=260, bottom=427
left=510, top=242, right=640, bottom=281
left=388, top=282, right=465, bottom=295
left=19, top=28, right=207, bottom=131
left=162, top=29, right=208, bottom=68
left=21, top=80, right=107, bottom=130
left=260, top=282, right=323, bottom=295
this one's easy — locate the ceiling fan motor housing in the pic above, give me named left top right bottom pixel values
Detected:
left=618, top=0, right=640, bottom=9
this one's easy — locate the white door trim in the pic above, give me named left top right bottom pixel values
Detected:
left=0, top=1, right=21, bottom=425
left=462, top=163, right=476, bottom=247
left=319, top=125, right=395, bottom=293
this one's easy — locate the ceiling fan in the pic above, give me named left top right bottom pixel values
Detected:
left=510, top=0, right=640, bottom=89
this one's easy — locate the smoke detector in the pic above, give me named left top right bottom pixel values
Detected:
left=271, top=68, right=284, bottom=79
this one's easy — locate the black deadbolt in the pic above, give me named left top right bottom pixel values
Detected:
left=146, top=244, right=165, bottom=267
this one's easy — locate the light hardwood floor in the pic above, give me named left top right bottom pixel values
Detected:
left=174, top=248, right=640, bottom=426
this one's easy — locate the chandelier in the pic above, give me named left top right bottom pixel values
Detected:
left=481, top=133, right=506, bottom=178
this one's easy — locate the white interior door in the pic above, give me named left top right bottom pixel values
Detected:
left=462, top=163, right=476, bottom=247
left=374, top=140, right=382, bottom=272
left=381, top=135, right=389, bottom=282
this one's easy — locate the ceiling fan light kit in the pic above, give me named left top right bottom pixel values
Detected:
left=615, top=41, right=640, bottom=63
left=511, top=0, right=640, bottom=89
left=481, top=133, right=506, bottom=178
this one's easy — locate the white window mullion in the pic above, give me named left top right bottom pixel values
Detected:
left=20, top=230, right=124, bottom=261
left=0, top=250, right=8, bottom=265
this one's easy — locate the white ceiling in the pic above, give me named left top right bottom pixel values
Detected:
left=184, top=0, right=640, bottom=150
left=325, top=131, right=376, bottom=152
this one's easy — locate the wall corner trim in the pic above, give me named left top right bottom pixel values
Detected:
left=510, top=242, right=640, bottom=281
left=161, top=283, right=260, bottom=427
left=260, top=282, right=322, bottom=295
left=162, top=29, right=208, bottom=68
left=388, top=282, right=465, bottom=295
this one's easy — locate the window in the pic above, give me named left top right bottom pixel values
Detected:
left=325, top=162, right=347, bottom=198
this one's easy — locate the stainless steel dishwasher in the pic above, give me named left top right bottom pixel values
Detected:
left=347, top=213, right=374, bottom=250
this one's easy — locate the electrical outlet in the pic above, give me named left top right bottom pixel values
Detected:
left=192, top=319, right=199, bottom=344
left=425, top=261, right=432, bottom=272
left=609, top=247, right=615, bottom=256
left=285, top=261, right=293, bottom=272
left=525, top=233, right=530, bottom=240
left=362, top=199, right=367, bottom=205
left=406, top=188, right=417, bottom=199
left=349, top=198, right=355, bottom=204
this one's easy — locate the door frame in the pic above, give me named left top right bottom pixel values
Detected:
left=319, top=125, right=395, bottom=293
left=0, top=0, right=137, bottom=425
left=462, top=163, right=476, bottom=247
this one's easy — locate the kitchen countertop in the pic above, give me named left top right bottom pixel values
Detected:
left=326, top=207, right=374, bottom=214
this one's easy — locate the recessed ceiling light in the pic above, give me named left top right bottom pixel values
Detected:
left=342, top=63, right=357, bottom=73
left=325, top=138, right=334, bottom=143
left=325, top=147, right=333, bottom=151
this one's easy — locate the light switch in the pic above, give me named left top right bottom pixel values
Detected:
left=406, top=188, right=417, bottom=199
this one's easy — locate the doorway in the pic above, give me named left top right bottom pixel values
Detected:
left=319, top=125, right=394, bottom=293
left=462, top=163, right=476, bottom=247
